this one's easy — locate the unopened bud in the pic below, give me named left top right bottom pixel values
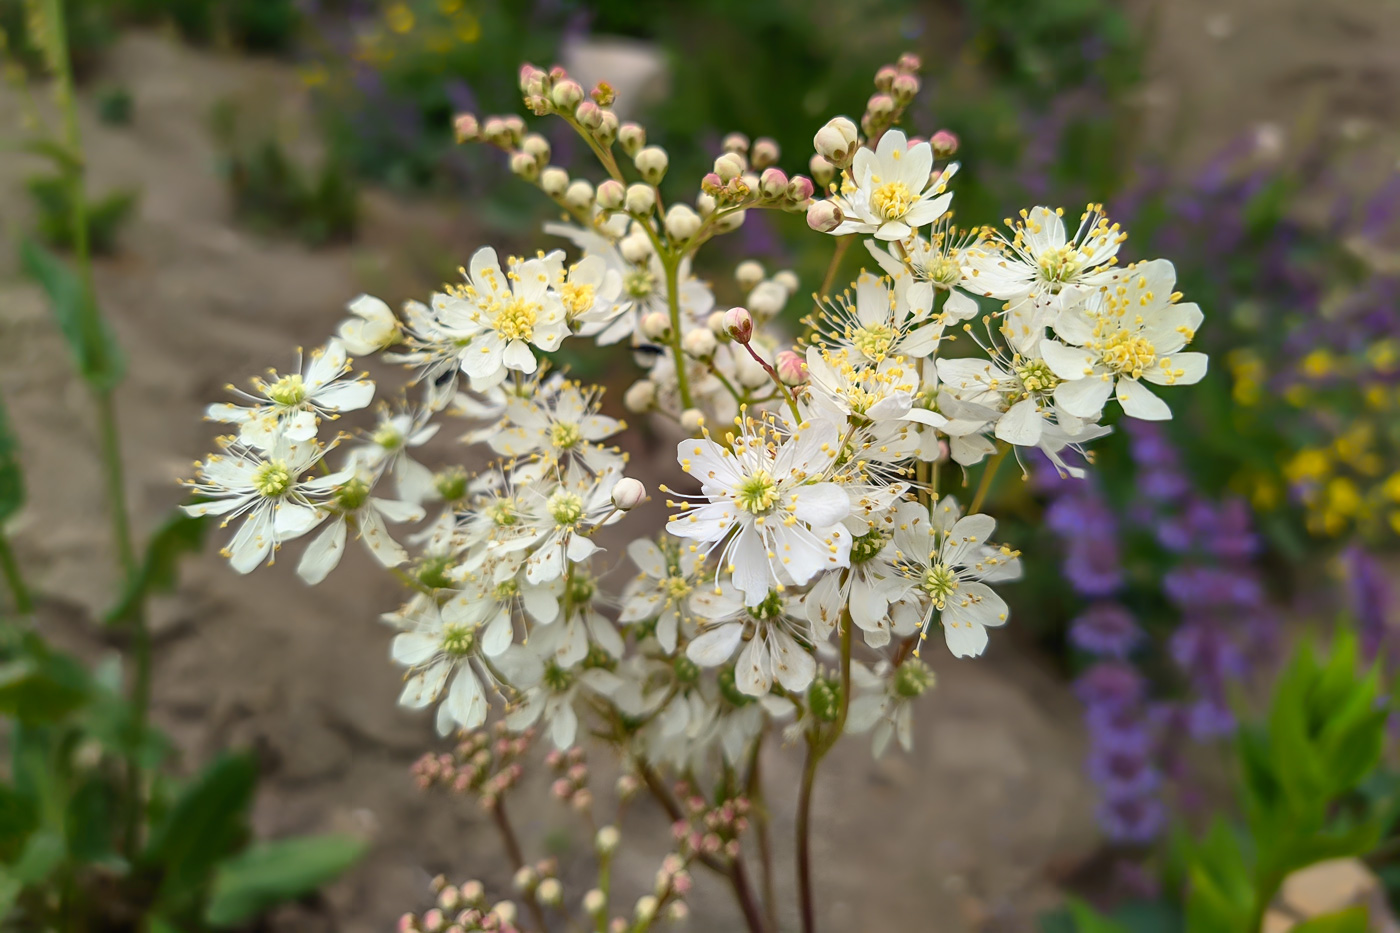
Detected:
left=619, top=233, right=652, bottom=264
left=551, top=79, right=584, bottom=110
left=668, top=902, right=690, bottom=921
left=481, top=117, right=509, bottom=145
left=931, top=129, right=959, bottom=158
left=891, top=72, right=920, bottom=104
left=575, top=100, right=603, bottom=129
left=682, top=328, right=717, bottom=360
left=640, top=311, right=671, bottom=342
left=502, top=115, right=525, bottom=144
left=716, top=209, right=746, bottom=233
left=723, top=307, right=753, bottom=343
left=785, top=175, right=815, bottom=203
left=751, top=137, right=780, bottom=168
left=634, top=146, right=668, bottom=184
left=540, top=166, right=569, bottom=197
left=461, top=881, right=485, bottom=903
left=564, top=179, right=595, bottom=211
left=625, top=184, right=656, bottom=215
left=453, top=113, right=479, bottom=143
left=634, top=895, right=659, bottom=924
left=596, top=179, right=625, bottom=211
left=773, top=270, right=800, bottom=293
left=595, top=825, right=622, bottom=855
left=509, top=152, right=539, bottom=181
left=714, top=152, right=745, bottom=182
left=813, top=116, right=859, bottom=166
left=596, top=109, right=619, bottom=145
left=617, top=773, right=640, bottom=799
left=897, top=52, right=922, bottom=73
left=866, top=94, right=895, bottom=120
left=618, top=122, right=646, bottom=156
left=735, top=260, right=765, bottom=291
left=664, top=204, right=701, bottom=241
left=747, top=281, right=788, bottom=317
left=806, top=199, right=844, bottom=233
left=537, top=878, right=563, bottom=907
left=680, top=409, right=704, bottom=433
left=707, top=311, right=729, bottom=338
left=513, top=866, right=538, bottom=893
left=809, top=154, right=835, bottom=187
left=611, top=478, right=645, bottom=511
left=491, top=902, right=517, bottom=925
left=583, top=890, right=607, bottom=916
left=874, top=65, right=898, bottom=92
left=722, top=132, right=750, bottom=155
left=777, top=350, right=808, bottom=386
left=696, top=192, right=717, bottom=217
left=521, top=133, right=551, bottom=165
left=759, top=167, right=788, bottom=199
left=624, top=380, right=656, bottom=412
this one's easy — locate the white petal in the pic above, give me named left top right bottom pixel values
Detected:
left=1116, top=378, right=1172, bottom=420
left=687, top=622, right=744, bottom=666
left=297, top=517, right=347, bottom=584
left=1054, top=375, right=1114, bottom=419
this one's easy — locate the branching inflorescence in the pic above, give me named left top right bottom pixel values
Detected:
left=186, top=53, right=1209, bottom=933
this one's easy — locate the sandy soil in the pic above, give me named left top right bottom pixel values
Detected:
left=1, top=1, right=1397, bottom=927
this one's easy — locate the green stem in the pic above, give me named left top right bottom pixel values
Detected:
left=745, top=735, right=779, bottom=933
left=662, top=255, right=695, bottom=412
left=812, top=236, right=853, bottom=315
left=490, top=797, right=551, bottom=933
left=0, top=535, right=33, bottom=614
left=796, top=737, right=820, bottom=933
left=968, top=442, right=1010, bottom=515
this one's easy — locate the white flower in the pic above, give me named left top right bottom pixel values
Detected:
left=846, top=659, right=935, bottom=758
left=296, top=468, right=425, bottom=584
left=391, top=597, right=519, bottom=735
left=830, top=131, right=954, bottom=241
left=804, top=348, right=946, bottom=429
left=618, top=537, right=707, bottom=653
left=348, top=409, right=440, bottom=505
left=487, top=380, right=624, bottom=477
left=665, top=414, right=851, bottom=606
left=545, top=253, right=626, bottom=335
left=807, top=498, right=923, bottom=648
left=207, top=339, right=374, bottom=449
left=686, top=584, right=815, bottom=697
left=962, top=204, right=1127, bottom=353
left=337, top=294, right=400, bottom=355
left=809, top=270, right=940, bottom=363
left=514, top=468, right=622, bottom=585
left=891, top=496, right=1021, bottom=658
left=438, top=247, right=569, bottom=389
left=182, top=436, right=345, bottom=573
left=383, top=299, right=473, bottom=410
left=505, top=625, right=623, bottom=749
left=866, top=222, right=984, bottom=323
left=1041, top=259, right=1207, bottom=421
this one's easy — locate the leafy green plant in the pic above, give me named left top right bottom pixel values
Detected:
left=96, top=84, right=133, bottom=124
left=26, top=173, right=138, bottom=255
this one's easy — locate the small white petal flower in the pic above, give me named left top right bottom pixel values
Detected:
left=829, top=131, right=954, bottom=241
left=296, top=468, right=424, bottom=585
left=337, top=294, right=400, bottom=355
left=686, top=584, right=815, bottom=697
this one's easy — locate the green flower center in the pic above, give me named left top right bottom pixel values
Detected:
left=752, top=589, right=784, bottom=621
left=373, top=424, right=404, bottom=451
left=416, top=555, right=455, bottom=590
left=252, top=460, right=293, bottom=497
left=894, top=659, right=935, bottom=698
left=851, top=324, right=895, bottom=360
left=1015, top=359, right=1060, bottom=394
left=548, top=489, right=585, bottom=526
left=435, top=467, right=468, bottom=502
left=493, top=578, right=519, bottom=600
left=334, top=476, right=370, bottom=511
left=735, top=471, right=779, bottom=514
left=440, top=624, right=476, bottom=657
left=543, top=661, right=575, bottom=692
left=488, top=498, right=518, bottom=527
left=929, top=256, right=961, bottom=288
left=623, top=267, right=655, bottom=299
left=567, top=573, right=596, bottom=606
left=264, top=374, right=306, bottom=407
left=921, top=562, right=959, bottom=609
left=1036, top=245, right=1083, bottom=285
left=850, top=529, right=888, bottom=565
left=551, top=421, right=582, bottom=450
left=673, top=655, right=700, bottom=685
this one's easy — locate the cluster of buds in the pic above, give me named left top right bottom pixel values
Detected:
left=546, top=746, right=594, bottom=814
left=512, top=857, right=563, bottom=909
left=698, top=133, right=813, bottom=213
left=670, top=786, right=751, bottom=862
left=398, top=878, right=520, bottom=933
left=411, top=724, right=533, bottom=810
left=862, top=52, right=922, bottom=140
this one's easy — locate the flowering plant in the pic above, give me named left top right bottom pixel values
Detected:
left=187, top=52, right=1209, bottom=932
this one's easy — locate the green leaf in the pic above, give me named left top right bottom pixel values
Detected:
left=0, top=391, right=22, bottom=524
left=0, top=635, right=90, bottom=724
left=1291, top=906, right=1370, bottom=933
left=205, top=834, right=366, bottom=927
left=0, top=783, right=37, bottom=862
left=144, top=753, right=258, bottom=911
left=65, top=773, right=119, bottom=865
left=106, top=512, right=209, bottom=626
left=19, top=236, right=125, bottom=391
left=11, top=829, right=64, bottom=885
left=1064, top=898, right=1133, bottom=933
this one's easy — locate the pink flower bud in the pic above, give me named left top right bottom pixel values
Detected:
left=757, top=167, right=788, bottom=199
left=574, top=100, right=603, bottom=130
left=751, top=137, right=780, bottom=168
left=722, top=132, right=750, bottom=154
left=806, top=199, right=844, bottom=233
left=785, top=174, right=815, bottom=202
left=892, top=73, right=920, bottom=104
left=551, top=79, right=584, bottom=110
left=777, top=350, right=809, bottom=386
left=866, top=94, right=895, bottom=119
left=453, top=113, right=479, bottom=143
left=722, top=307, right=753, bottom=344
left=813, top=116, right=859, bottom=165
left=898, top=52, right=922, bottom=73
left=610, top=477, right=646, bottom=511
left=931, top=129, right=960, bottom=158
left=874, top=65, right=898, bottom=92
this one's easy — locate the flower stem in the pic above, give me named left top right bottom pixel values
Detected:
left=0, top=535, right=32, bottom=614
left=662, top=255, right=695, bottom=412
left=813, top=236, right=853, bottom=313
left=745, top=735, right=779, bottom=933
left=490, top=796, right=551, bottom=933
left=739, top=341, right=800, bottom=422
left=968, top=442, right=1010, bottom=514
left=796, top=737, right=820, bottom=933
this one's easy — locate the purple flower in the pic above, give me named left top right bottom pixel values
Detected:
left=1096, top=794, right=1166, bottom=845
left=1070, top=602, right=1143, bottom=658
left=1075, top=662, right=1147, bottom=711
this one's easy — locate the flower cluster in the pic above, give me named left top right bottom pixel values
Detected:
left=185, top=52, right=1209, bottom=928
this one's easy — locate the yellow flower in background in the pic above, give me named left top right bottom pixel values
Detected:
left=438, top=0, right=463, bottom=11
left=299, top=63, right=329, bottom=87
left=1285, top=448, right=1330, bottom=485
left=386, top=2, right=415, bottom=34
left=1284, top=384, right=1308, bottom=407
left=1363, top=383, right=1390, bottom=410
left=1369, top=338, right=1398, bottom=373
left=1301, top=348, right=1334, bottom=380
left=1383, top=471, right=1400, bottom=503
left=454, top=13, right=481, bottom=43
left=1228, top=349, right=1264, bottom=406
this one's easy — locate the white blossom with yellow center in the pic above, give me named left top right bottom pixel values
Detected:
left=809, top=270, right=942, bottom=363
left=829, top=130, right=956, bottom=242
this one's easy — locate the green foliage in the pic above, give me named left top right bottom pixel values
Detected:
left=96, top=84, right=134, bottom=125
left=958, top=0, right=1140, bottom=98
left=0, top=392, right=22, bottom=525
left=0, top=0, right=116, bottom=79
left=19, top=236, right=126, bottom=391
left=206, top=834, right=369, bottom=926
left=106, top=512, right=209, bottom=626
left=26, top=173, right=139, bottom=255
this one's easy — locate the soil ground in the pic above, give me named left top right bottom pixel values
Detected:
left=2, top=1, right=1398, bottom=928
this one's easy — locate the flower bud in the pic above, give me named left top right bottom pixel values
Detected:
left=723, top=307, right=753, bottom=344
left=596, top=179, right=625, bottom=211
left=773, top=269, right=800, bottom=293
left=874, top=64, right=898, bottom=92
left=616, top=773, right=640, bottom=799
left=618, top=121, right=646, bottom=156
left=509, top=151, right=539, bottom=181
left=624, top=380, right=656, bottom=412
left=696, top=192, right=717, bottom=217
left=898, top=52, right=922, bottom=73
left=715, top=209, right=746, bottom=233
left=564, top=179, right=595, bottom=211
left=785, top=175, right=815, bottom=203
left=596, top=109, right=619, bottom=145
left=891, top=72, right=920, bottom=104
left=481, top=116, right=509, bottom=145
left=747, top=281, right=787, bottom=317
left=491, top=901, right=517, bottom=925
left=668, top=902, right=690, bottom=921
left=595, top=825, right=622, bottom=855
left=575, top=100, right=603, bottom=130
left=722, top=132, right=750, bottom=155
left=521, top=133, right=551, bottom=165
left=777, top=350, right=808, bottom=385
left=682, top=328, right=717, bottom=360
left=759, top=167, right=788, bottom=199
left=583, top=890, right=607, bottom=916
left=453, top=113, right=479, bottom=143
left=619, top=233, right=652, bottom=264
left=866, top=93, right=895, bottom=120
left=512, top=866, right=538, bottom=893
left=809, top=154, right=835, bottom=187
left=502, top=114, right=525, bottom=144
left=537, top=878, right=563, bottom=907
left=610, top=479, right=646, bottom=512
left=751, top=137, right=780, bottom=168
left=664, top=204, right=701, bottom=241
left=680, top=409, right=704, bottom=433
left=539, top=166, right=569, bottom=197
left=813, top=116, right=859, bottom=166
left=931, top=129, right=959, bottom=158
left=707, top=311, right=729, bottom=338
left=640, top=311, right=671, bottom=342
left=634, top=896, right=659, bottom=924
left=519, top=63, right=546, bottom=92
left=713, top=152, right=745, bottom=182
left=551, top=79, right=584, bottom=110
left=806, top=199, right=844, bottom=232
left=461, top=880, right=485, bottom=903
left=625, top=183, right=656, bottom=216
left=421, top=908, right=446, bottom=932
left=634, top=146, right=668, bottom=184
left=735, top=260, right=765, bottom=291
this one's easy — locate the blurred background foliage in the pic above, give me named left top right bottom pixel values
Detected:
left=2, top=0, right=1397, bottom=923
